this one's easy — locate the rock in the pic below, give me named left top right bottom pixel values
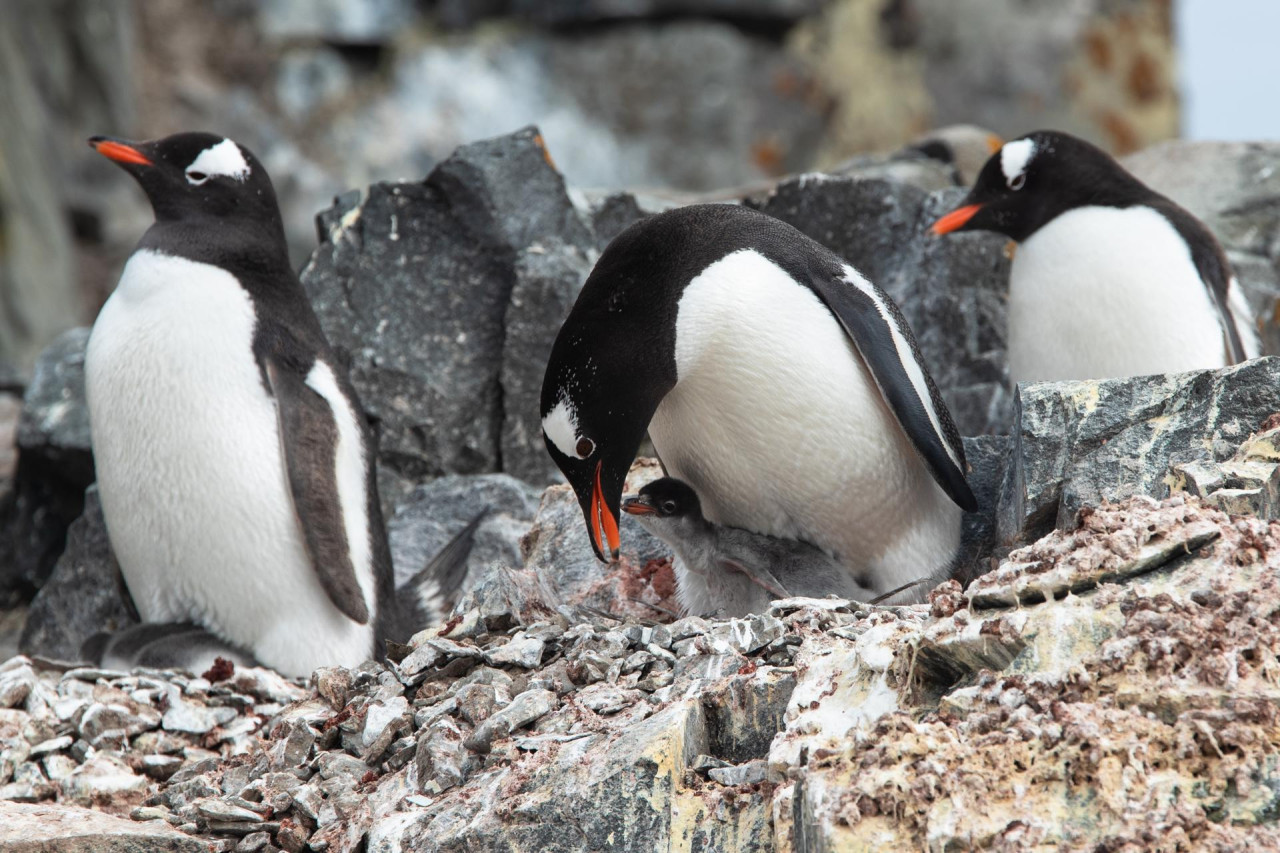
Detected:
left=19, top=486, right=137, bottom=662
left=463, top=688, right=556, bottom=753
left=302, top=127, right=589, bottom=499
left=162, top=700, right=237, bottom=735
left=483, top=633, right=545, bottom=669
left=708, top=758, right=768, bottom=787
left=388, top=474, right=541, bottom=592
left=2, top=328, right=94, bottom=594
left=954, top=434, right=1012, bottom=585
left=1001, top=357, right=1280, bottom=544
left=257, top=0, right=418, bottom=43
left=509, top=0, right=826, bottom=26
left=0, top=800, right=206, bottom=852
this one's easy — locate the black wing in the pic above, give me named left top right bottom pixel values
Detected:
left=265, top=355, right=371, bottom=625
left=804, top=266, right=978, bottom=512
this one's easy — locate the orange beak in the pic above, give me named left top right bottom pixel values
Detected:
left=986, top=133, right=1004, bottom=154
left=89, top=137, right=152, bottom=166
left=931, top=203, right=983, bottom=235
left=589, top=462, right=621, bottom=560
left=621, top=495, right=656, bottom=516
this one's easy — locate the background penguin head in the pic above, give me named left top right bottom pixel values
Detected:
left=89, top=132, right=282, bottom=229
left=930, top=130, right=1143, bottom=243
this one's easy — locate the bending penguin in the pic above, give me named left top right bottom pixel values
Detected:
left=623, top=477, right=930, bottom=617
left=84, top=132, right=462, bottom=678
left=932, top=130, right=1259, bottom=383
left=541, top=204, right=976, bottom=603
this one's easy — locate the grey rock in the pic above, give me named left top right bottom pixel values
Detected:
left=258, top=0, right=417, bottom=43
left=708, top=758, right=768, bottom=787
left=1001, top=358, right=1280, bottom=544
left=162, top=701, right=237, bottom=735
left=0, top=661, right=35, bottom=708
left=954, top=434, right=1012, bottom=586
left=483, top=633, right=546, bottom=669
left=388, top=474, right=541, bottom=592
left=3, top=328, right=95, bottom=593
left=510, top=0, right=826, bottom=26
left=454, top=683, right=498, bottom=726
left=302, top=127, right=587, bottom=496
left=584, top=192, right=651, bottom=252
left=196, top=799, right=265, bottom=824
left=414, top=716, right=470, bottom=793
left=706, top=614, right=785, bottom=656
left=20, top=486, right=137, bottom=662
left=0, top=800, right=206, bottom=852
left=464, top=688, right=557, bottom=753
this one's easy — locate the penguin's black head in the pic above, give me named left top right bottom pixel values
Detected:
left=930, top=130, right=1146, bottom=243
left=88, top=132, right=282, bottom=229
left=540, top=214, right=688, bottom=562
left=622, top=478, right=702, bottom=520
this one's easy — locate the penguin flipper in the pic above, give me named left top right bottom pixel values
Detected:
left=718, top=557, right=791, bottom=600
left=265, top=357, right=371, bottom=625
left=83, top=622, right=259, bottom=673
left=805, top=267, right=978, bottom=512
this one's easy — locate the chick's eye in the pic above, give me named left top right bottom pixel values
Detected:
left=1008, top=173, right=1026, bottom=191
left=661, top=500, right=677, bottom=514
left=575, top=437, right=594, bottom=457
left=186, top=171, right=208, bottom=186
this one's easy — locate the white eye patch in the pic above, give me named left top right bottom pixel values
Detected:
left=186, top=138, right=250, bottom=185
left=1000, top=138, right=1036, bottom=189
left=542, top=396, right=590, bottom=459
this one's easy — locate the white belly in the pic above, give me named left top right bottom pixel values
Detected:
left=647, top=250, right=961, bottom=593
left=1008, top=206, right=1233, bottom=383
left=85, top=249, right=373, bottom=677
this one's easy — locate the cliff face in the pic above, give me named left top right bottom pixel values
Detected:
left=1, top=125, right=1279, bottom=850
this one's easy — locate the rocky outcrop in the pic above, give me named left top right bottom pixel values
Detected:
left=2, top=492, right=1277, bottom=851
left=1001, top=357, right=1280, bottom=545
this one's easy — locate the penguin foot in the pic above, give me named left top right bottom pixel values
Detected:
left=81, top=622, right=259, bottom=675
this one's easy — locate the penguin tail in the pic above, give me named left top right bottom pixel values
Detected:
left=403, top=509, right=487, bottom=629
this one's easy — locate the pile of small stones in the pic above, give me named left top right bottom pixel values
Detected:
left=0, top=591, right=815, bottom=852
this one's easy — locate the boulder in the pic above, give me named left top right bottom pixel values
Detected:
left=1000, top=356, right=1280, bottom=545
left=1, top=329, right=94, bottom=595
left=0, top=800, right=206, bottom=852
left=302, top=126, right=592, bottom=494
left=19, top=487, right=136, bottom=663
left=388, top=473, right=543, bottom=592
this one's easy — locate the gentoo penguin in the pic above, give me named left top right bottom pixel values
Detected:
left=623, top=477, right=878, bottom=616
left=84, top=132, right=445, bottom=678
left=905, top=124, right=1003, bottom=186
left=540, top=204, right=976, bottom=603
left=932, top=130, right=1259, bottom=383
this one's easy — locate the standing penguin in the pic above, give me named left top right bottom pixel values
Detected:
left=85, top=133, right=420, bottom=677
left=540, top=204, right=976, bottom=603
left=932, top=130, right=1259, bottom=383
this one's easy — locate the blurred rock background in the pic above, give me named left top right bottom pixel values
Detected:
left=0, top=0, right=1179, bottom=370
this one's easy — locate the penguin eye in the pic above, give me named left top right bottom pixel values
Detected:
left=186, top=171, right=209, bottom=186
left=1008, top=173, right=1026, bottom=191
left=661, top=500, right=677, bottom=515
left=575, top=437, right=595, bottom=458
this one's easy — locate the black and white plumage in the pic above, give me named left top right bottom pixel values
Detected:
left=932, top=129, right=1259, bottom=383
left=84, top=132, right=455, bottom=678
left=623, top=477, right=884, bottom=616
left=540, top=204, right=976, bottom=602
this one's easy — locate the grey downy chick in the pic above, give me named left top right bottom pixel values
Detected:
left=623, top=477, right=903, bottom=618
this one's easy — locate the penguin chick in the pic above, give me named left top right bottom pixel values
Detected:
left=932, top=129, right=1259, bottom=382
left=623, top=477, right=880, bottom=617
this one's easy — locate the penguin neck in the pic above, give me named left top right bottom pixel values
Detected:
left=139, top=213, right=291, bottom=276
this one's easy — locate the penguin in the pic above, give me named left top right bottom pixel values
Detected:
left=623, top=477, right=880, bottom=616
left=540, top=203, right=977, bottom=603
left=84, top=132, right=459, bottom=678
left=903, top=124, right=1003, bottom=187
left=931, top=130, right=1259, bottom=383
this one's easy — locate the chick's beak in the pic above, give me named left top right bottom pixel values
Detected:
left=589, top=461, right=621, bottom=561
left=621, top=494, right=656, bottom=516
left=88, top=136, right=153, bottom=167
left=930, top=203, right=983, bottom=235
